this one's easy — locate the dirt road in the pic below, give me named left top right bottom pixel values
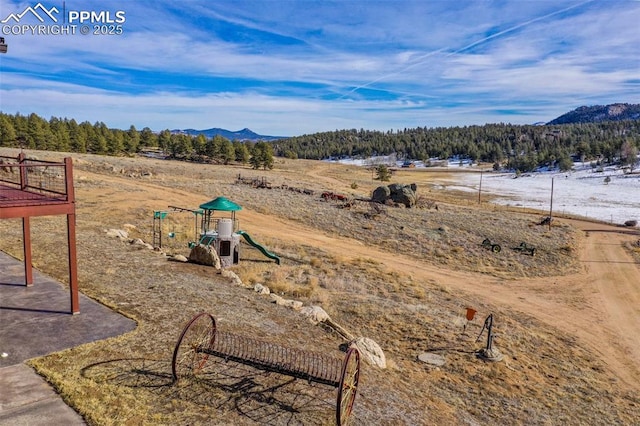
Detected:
left=242, top=208, right=640, bottom=390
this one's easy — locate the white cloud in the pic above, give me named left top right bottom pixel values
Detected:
left=0, top=0, right=638, bottom=135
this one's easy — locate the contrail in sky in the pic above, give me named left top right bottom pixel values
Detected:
left=340, top=0, right=596, bottom=99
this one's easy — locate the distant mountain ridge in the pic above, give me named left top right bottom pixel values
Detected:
left=171, top=127, right=286, bottom=141
left=547, top=103, right=640, bottom=125
left=170, top=104, right=640, bottom=140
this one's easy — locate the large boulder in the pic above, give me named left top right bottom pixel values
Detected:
left=392, top=185, right=417, bottom=207
left=188, top=244, right=221, bottom=269
left=351, top=337, right=386, bottom=368
left=254, top=283, right=270, bottom=294
left=300, top=305, right=330, bottom=324
left=371, top=185, right=391, bottom=203
left=372, top=183, right=417, bottom=207
left=387, top=183, right=404, bottom=193
left=221, top=269, right=244, bottom=286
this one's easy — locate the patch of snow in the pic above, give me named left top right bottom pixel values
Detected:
left=460, top=164, right=640, bottom=225
left=329, top=156, right=639, bottom=225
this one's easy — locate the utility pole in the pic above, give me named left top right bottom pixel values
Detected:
left=549, top=177, right=554, bottom=231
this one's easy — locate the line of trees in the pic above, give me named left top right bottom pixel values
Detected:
left=0, top=112, right=274, bottom=169
left=1, top=112, right=639, bottom=173
left=274, top=121, right=640, bottom=172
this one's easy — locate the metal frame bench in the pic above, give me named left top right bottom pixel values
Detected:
left=171, top=312, right=361, bottom=425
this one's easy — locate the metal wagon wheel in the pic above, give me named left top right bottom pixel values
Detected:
left=336, top=347, right=361, bottom=426
left=172, top=312, right=216, bottom=382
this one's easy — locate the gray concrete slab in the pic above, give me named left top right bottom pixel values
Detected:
left=0, top=364, right=85, bottom=425
left=0, top=251, right=136, bottom=367
left=0, top=250, right=137, bottom=424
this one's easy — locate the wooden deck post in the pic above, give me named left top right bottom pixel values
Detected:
left=18, top=152, right=26, bottom=190
left=22, top=216, right=33, bottom=286
left=64, top=157, right=79, bottom=314
left=67, top=212, right=79, bottom=314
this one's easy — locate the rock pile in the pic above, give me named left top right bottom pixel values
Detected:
left=372, top=183, right=417, bottom=207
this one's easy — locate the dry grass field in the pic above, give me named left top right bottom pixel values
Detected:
left=1, top=147, right=639, bottom=425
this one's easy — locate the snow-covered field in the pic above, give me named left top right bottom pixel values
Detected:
left=456, top=165, right=640, bottom=226
left=333, top=157, right=639, bottom=226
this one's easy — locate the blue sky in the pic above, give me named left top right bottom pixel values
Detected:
left=0, top=0, right=638, bottom=136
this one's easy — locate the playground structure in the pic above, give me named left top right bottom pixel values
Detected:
left=196, top=197, right=242, bottom=267
left=153, top=196, right=280, bottom=266
left=153, top=206, right=203, bottom=250
left=172, top=312, right=360, bottom=425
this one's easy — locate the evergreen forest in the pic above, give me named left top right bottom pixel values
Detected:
left=1, top=112, right=639, bottom=172
left=274, top=121, right=640, bottom=172
left=0, top=113, right=274, bottom=170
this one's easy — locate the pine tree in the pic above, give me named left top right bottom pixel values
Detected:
left=0, top=115, right=17, bottom=146
left=375, top=164, right=391, bottom=181
left=233, top=141, right=250, bottom=163
left=250, top=142, right=274, bottom=170
left=125, top=125, right=140, bottom=153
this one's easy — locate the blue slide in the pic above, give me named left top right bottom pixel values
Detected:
left=237, top=231, right=281, bottom=265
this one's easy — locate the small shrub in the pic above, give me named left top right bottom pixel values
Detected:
left=266, top=279, right=295, bottom=295
left=309, top=257, right=323, bottom=267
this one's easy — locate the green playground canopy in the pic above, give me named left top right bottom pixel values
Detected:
left=199, top=196, right=242, bottom=212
